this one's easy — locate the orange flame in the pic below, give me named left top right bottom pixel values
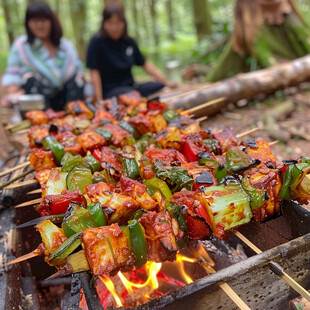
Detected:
left=175, top=253, right=196, bottom=284
left=118, top=261, right=162, bottom=293
left=99, top=275, right=123, bottom=307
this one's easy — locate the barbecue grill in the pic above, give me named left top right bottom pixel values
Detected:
left=1, top=155, right=310, bottom=310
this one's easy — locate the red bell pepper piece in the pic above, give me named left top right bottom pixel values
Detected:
left=183, top=133, right=208, bottom=162
left=37, top=190, right=86, bottom=216
left=92, top=148, right=102, bottom=163
left=147, top=100, right=167, bottom=112
left=184, top=214, right=212, bottom=240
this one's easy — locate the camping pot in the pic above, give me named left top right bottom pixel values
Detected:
left=16, top=94, right=45, bottom=119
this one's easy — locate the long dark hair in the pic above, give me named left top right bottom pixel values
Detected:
left=99, top=0, right=128, bottom=39
left=25, top=2, right=63, bottom=47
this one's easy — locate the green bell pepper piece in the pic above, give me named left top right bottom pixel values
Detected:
left=128, top=220, right=147, bottom=268
left=61, top=155, right=91, bottom=172
left=143, top=177, right=172, bottom=202
left=118, top=120, right=141, bottom=139
left=62, top=204, right=98, bottom=237
left=50, top=232, right=82, bottom=265
left=122, top=157, right=140, bottom=180
left=130, top=209, right=147, bottom=221
left=241, top=177, right=268, bottom=210
left=42, top=135, right=64, bottom=164
left=203, top=139, right=221, bottom=155
left=94, top=128, right=113, bottom=141
left=84, top=154, right=101, bottom=173
left=66, top=167, right=92, bottom=193
left=163, top=109, right=177, bottom=122
left=87, top=202, right=107, bottom=227
left=279, top=163, right=310, bottom=200
left=120, top=226, right=131, bottom=248
left=226, top=148, right=259, bottom=173
left=60, top=152, right=74, bottom=166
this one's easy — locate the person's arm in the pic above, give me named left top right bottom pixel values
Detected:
left=90, top=69, right=103, bottom=101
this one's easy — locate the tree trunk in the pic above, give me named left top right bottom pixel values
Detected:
left=169, top=55, right=310, bottom=116
left=131, top=0, right=140, bottom=42
left=69, top=0, right=87, bottom=60
left=149, top=0, right=159, bottom=46
left=1, top=0, right=14, bottom=45
left=191, top=0, right=212, bottom=40
left=166, top=0, right=175, bottom=41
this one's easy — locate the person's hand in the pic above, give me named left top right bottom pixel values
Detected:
left=166, top=81, right=179, bottom=89
left=0, top=91, right=24, bottom=108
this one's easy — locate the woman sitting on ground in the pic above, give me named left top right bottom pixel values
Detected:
left=86, top=0, right=177, bottom=100
left=1, top=2, right=85, bottom=110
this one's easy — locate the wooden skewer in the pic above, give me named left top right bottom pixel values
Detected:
left=15, top=198, right=42, bottom=208
left=269, top=261, right=310, bottom=302
left=13, top=129, right=29, bottom=135
left=165, top=82, right=220, bottom=102
left=269, top=140, right=279, bottom=146
left=5, top=179, right=38, bottom=190
left=4, top=251, right=39, bottom=266
left=234, top=231, right=310, bottom=302
left=197, top=116, right=208, bottom=122
left=27, top=188, right=42, bottom=195
left=0, top=161, right=31, bottom=178
left=219, top=283, right=251, bottom=310
left=0, top=168, right=34, bottom=190
left=5, top=123, right=18, bottom=130
left=234, top=231, right=262, bottom=254
left=181, top=97, right=226, bottom=116
left=236, top=127, right=259, bottom=139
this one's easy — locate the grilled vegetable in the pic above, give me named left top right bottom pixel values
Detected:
left=144, top=177, right=173, bottom=203
left=87, top=202, right=107, bottom=227
left=226, top=147, right=260, bottom=173
left=42, top=135, right=64, bottom=164
left=66, top=167, right=92, bottom=193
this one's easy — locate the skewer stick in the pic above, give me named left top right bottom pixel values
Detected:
left=5, top=179, right=38, bottom=190
left=15, top=198, right=42, bottom=208
left=219, top=283, right=251, bottom=310
left=234, top=231, right=310, bottom=302
left=197, top=116, right=208, bottom=122
left=236, top=127, right=259, bottom=139
left=165, top=82, right=220, bottom=102
left=233, top=231, right=262, bottom=254
left=181, top=97, right=226, bottom=116
left=4, top=251, right=39, bottom=266
left=268, top=262, right=310, bottom=302
left=13, top=129, right=28, bottom=135
left=269, top=140, right=279, bottom=146
left=27, top=188, right=42, bottom=195
left=0, top=161, right=31, bottom=178
left=0, top=168, right=34, bottom=190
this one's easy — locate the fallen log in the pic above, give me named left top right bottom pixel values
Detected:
left=168, top=55, right=310, bottom=116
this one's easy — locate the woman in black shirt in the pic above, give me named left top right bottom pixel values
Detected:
left=86, top=1, right=177, bottom=100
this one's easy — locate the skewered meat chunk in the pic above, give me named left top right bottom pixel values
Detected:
left=82, top=224, right=134, bottom=275
left=120, top=175, right=157, bottom=210
left=129, top=114, right=151, bottom=135
left=77, top=130, right=106, bottom=152
left=212, top=128, right=238, bottom=153
left=66, top=100, right=94, bottom=119
left=102, top=123, right=130, bottom=147
left=143, top=148, right=188, bottom=164
left=35, top=169, right=52, bottom=190
left=157, top=126, right=182, bottom=150
left=148, top=111, right=167, bottom=134
left=241, top=140, right=277, bottom=167
left=25, top=110, right=49, bottom=125
left=56, top=131, right=84, bottom=155
left=45, top=108, right=66, bottom=120
left=100, top=146, right=123, bottom=173
left=85, top=182, right=115, bottom=206
left=139, top=211, right=178, bottom=262
left=29, top=149, right=57, bottom=171
left=28, top=125, right=50, bottom=147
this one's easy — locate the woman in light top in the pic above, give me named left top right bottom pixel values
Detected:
left=1, top=2, right=85, bottom=110
left=86, top=0, right=177, bottom=100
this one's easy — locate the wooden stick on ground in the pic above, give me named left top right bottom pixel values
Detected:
left=15, top=198, right=42, bottom=208
left=234, top=231, right=262, bottom=254
left=5, top=179, right=38, bottom=190
left=269, top=140, right=279, bottom=146
left=197, top=116, right=208, bottom=122
left=181, top=97, right=226, bottom=116
left=0, top=161, right=31, bottom=178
